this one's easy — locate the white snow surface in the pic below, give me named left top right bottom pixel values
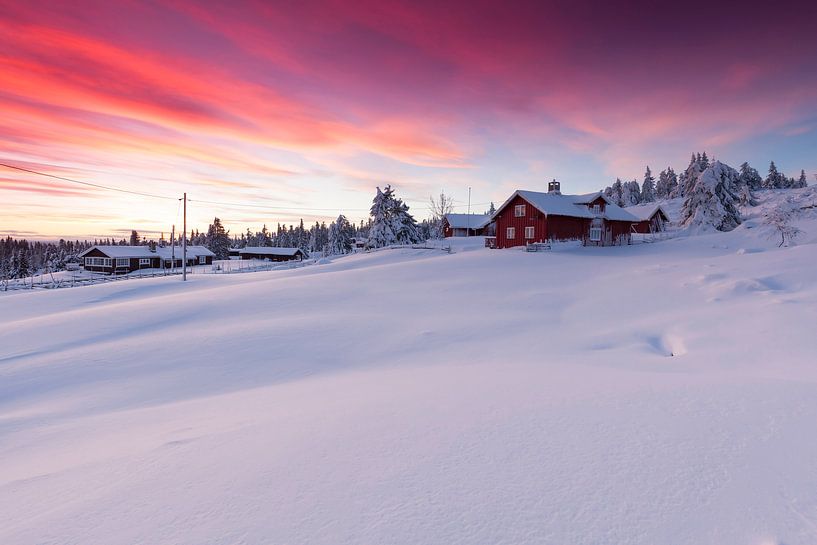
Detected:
left=2, top=191, right=817, bottom=545
left=444, top=213, right=493, bottom=229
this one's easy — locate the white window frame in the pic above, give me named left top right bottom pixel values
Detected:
left=85, top=257, right=112, bottom=267
left=506, top=227, right=515, bottom=239
left=592, top=204, right=601, bottom=214
left=139, top=258, right=151, bottom=266
left=524, top=226, right=535, bottom=239
left=198, top=255, right=207, bottom=264
left=115, top=258, right=130, bottom=267
left=514, top=204, right=526, bottom=217
left=589, top=227, right=602, bottom=241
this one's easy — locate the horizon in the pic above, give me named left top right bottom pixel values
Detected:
left=2, top=0, right=816, bottom=239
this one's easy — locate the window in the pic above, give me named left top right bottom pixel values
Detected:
left=85, top=257, right=111, bottom=267
left=525, top=226, right=535, bottom=239
left=139, top=258, right=151, bottom=266
left=116, top=258, right=130, bottom=267
left=198, top=255, right=207, bottom=264
left=506, top=227, right=515, bottom=239
left=514, top=204, right=526, bottom=217
left=589, top=227, right=602, bottom=241
left=592, top=204, right=601, bottom=214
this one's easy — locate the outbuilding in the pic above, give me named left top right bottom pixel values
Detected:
left=626, top=203, right=671, bottom=234
left=238, top=247, right=307, bottom=261
left=442, top=213, right=494, bottom=237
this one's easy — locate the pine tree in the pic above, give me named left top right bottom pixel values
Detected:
left=205, top=217, right=231, bottom=259
left=610, top=179, right=624, bottom=206
left=764, top=161, right=784, bottom=189
left=738, top=162, right=763, bottom=191
left=129, top=230, right=140, bottom=246
left=366, top=187, right=397, bottom=249
left=487, top=202, right=497, bottom=215
left=674, top=154, right=704, bottom=198
left=328, top=214, right=353, bottom=255
left=641, top=166, right=656, bottom=202
left=655, top=167, right=677, bottom=199
left=681, top=161, right=742, bottom=232
left=794, top=169, right=809, bottom=188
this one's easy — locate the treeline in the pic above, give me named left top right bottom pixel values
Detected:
left=193, top=187, right=436, bottom=259
left=0, top=237, right=93, bottom=281
left=603, top=153, right=809, bottom=207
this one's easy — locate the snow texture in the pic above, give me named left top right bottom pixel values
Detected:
left=2, top=190, right=817, bottom=545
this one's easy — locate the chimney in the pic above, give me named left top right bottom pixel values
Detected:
left=548, top=179, right=561, bottom=194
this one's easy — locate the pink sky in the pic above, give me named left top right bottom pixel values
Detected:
left=1, top=0, right=816, bottom=239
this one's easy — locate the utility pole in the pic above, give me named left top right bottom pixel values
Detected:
left=182, top=192, right=187, bottom=282
left=466, top=186, right=471, bottom=237
left=171, top=224, right=175, bottom=275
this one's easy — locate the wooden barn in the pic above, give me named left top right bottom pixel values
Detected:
left=442, top=213, right=494, bottom=237
left=491, top=182, right=639, bottom=249
left=238, top=247, right=307, bottom=261
left=79, top=245, right=214, bottom=274
left=626, top=203, right=671, bottom=234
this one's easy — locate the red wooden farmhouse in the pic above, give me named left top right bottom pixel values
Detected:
left=491, top=181, right=640, bottom=248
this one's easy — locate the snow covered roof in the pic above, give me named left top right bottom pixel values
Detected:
left=444, top=213, right=493, bottom=229
left=494, top=190, right=639, bottom=222
left=239, top=246, right=304, bottom=256
left=624, top=203, right=670, bottom=221
left=155, top=246, right=214, bottom=259
left=79, top=245, right=214, bottom=259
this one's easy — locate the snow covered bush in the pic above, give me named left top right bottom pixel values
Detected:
left=681, top=161, right=742, bottom=232
left=764, top=199, right=803, bottom=247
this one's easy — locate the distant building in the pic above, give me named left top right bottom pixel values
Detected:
left=491, top=183, right=639, bottom=248
left=238, top=247, right=307, bottom=262
left=626, top=203, right=671, bottom=234
left=442, top=213, right=494, bottom=237
left=79, top=245, right=214, bottom=274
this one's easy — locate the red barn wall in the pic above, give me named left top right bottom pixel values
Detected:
left=494, top=195, right=547, bottom=248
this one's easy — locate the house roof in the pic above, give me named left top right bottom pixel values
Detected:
left=239, top=246, right=304, bottom=256
left=622, top=203, right=670, bottom=221
left=79, top=245, right=214, bottom=259
left=155, top=245, right=214, bottom=259
left=494, top=190, right=639, bottom=222
left=444, top=213, right=493, bottom=229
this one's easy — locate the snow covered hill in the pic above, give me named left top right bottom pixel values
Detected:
left=2, top=193, right=817, bottom=545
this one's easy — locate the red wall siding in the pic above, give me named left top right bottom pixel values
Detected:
left=546, top=215, right=590, bottom=241
left=494, top=195, right=547, bottom=248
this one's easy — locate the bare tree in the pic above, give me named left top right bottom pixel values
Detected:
left=429, top=192, right=454, bottom=239
left=764, top=201, right=803, bottom=247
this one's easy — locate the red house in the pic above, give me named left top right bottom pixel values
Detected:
left=626, top=203, right=671, bottom=234
left=491, top=182, right=639, bottom=248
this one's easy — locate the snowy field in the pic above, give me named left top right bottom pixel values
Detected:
left=2, top=190, right=817, bottom=545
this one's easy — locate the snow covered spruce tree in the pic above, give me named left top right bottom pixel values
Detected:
left=680, top=161, right=742, bottom=231
left=327, top=214, right=353, bottom=255
left=738, top=162, right=763, bottom=191
left=365, top=186, right=423, bottom=249
left=674, top=153, right=709, bottom=198
left=656, top=167, right=677, bottom=199
left=794, top=170, right=809, bottom=188
left=205, top=217, right=231, bottom=259
left=640, top=167, right=656, bottom=203
left=764, top=161, right=786, bottom=189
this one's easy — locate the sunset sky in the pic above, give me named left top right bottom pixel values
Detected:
left=1, top=0, right=816, bottom=239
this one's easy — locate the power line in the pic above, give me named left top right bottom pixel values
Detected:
left=1, top=161, right=494, bottom=215
left=0, top=162, right=178, bottom=201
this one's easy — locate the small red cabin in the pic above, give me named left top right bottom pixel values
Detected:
left=491, top=188, right=638, bottom=248
left=627, top=204, right=671, bottom=234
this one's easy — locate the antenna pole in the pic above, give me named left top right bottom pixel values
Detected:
left=182, top=193, right=187, bottom=282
